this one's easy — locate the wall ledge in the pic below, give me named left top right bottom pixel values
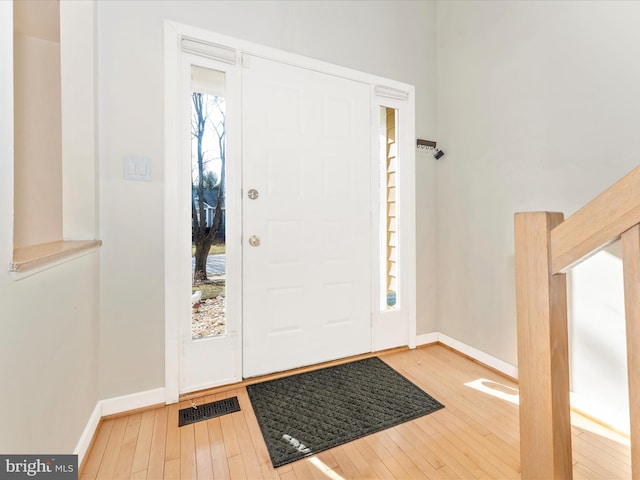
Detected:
left=10, top=239, right=102, bottom=278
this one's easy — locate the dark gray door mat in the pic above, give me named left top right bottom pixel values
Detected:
left=246, top=356, right=444, bottom=467
left=178, top=396, right=240, bottom=427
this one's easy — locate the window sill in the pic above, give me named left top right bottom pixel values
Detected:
left=10, top=240, right=102, bottom=277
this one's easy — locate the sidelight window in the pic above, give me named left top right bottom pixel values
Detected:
left=190, top=66, right=227, bottom=339
left=380, top=106, right=399, bottom=310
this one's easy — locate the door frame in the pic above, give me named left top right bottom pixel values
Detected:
left=164, top=21, right=416, bottom=404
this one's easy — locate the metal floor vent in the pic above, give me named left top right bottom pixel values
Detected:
left=179, top=396, right=241, bottom=427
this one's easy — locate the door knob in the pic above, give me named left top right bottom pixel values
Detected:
left=247, top=189, right=259, bottom=200
left=248, top=235, right=261, bottom=247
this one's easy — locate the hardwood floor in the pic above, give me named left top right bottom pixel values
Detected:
left=81, top=345, right=631, bottom=479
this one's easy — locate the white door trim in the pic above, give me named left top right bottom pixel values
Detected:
left=164, top=21, right=181, bottom=404
left=164, top=20, right=416, bottom=404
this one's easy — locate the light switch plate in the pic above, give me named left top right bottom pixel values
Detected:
left=124, top=156, right=151, bottom=181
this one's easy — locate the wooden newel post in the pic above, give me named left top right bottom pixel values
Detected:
left=514, top=212, right=573, bottom=480
left=622, top=224, right=640, bottom=480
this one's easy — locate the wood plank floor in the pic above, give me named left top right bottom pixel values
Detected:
left=81, top=345, right=631, bottom=479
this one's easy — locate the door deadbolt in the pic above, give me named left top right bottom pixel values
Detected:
left=248, top=235, right=261, bottom=247
left=247, top=189, right=259, bottom=200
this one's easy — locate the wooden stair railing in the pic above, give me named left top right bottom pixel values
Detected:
left=515, top=164, right=640, bottom=480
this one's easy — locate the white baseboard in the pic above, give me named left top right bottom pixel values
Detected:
left=100, top=387, right=166, bottom=417
left=74, top=387, right=166, bottom=466
left=415, top=332, right=439, bottom=346
left=570, top=391, right=630, bottom=435
left=73, top=402, right=102, bottom=466
left=438, top=333, right=519, bottom=379
left=415, top=332, right=519, bottom=380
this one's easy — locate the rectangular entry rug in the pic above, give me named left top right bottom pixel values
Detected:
left=246, top=356, right=444, bottom=467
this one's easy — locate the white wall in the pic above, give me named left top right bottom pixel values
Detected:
left=569, top=245, right=629, bottom=432
left=97, top=0, right=437, bottom=399
left=0, top=0, right=100, bottom=453
left=436, top=0, right=640, bottom=430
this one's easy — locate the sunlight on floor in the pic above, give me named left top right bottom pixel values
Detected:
left=465, top=377, right=631, bottom=448
left=308, top=456, right=346, bottom=480
left=465, top=378, right=519, bottom=405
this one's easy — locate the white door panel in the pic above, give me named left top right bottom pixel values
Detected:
left=242, top=55, right=372, bottom=378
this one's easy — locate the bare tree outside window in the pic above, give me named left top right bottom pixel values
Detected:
left=192, top=92, right=225, bottom=281
left=191, top=91, right=226, bottom=338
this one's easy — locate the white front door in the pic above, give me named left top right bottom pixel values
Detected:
left=242, top=55, right=373, bottom=378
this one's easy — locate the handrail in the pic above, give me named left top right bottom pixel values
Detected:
left=551, top=164, right=640, bottom=274
left=514, top=163, right=640, bottom=480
